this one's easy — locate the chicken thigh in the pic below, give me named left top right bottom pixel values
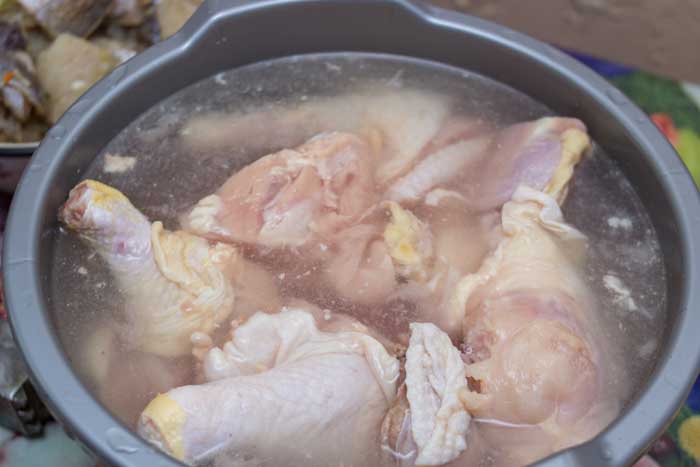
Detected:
left=59, top=180, right=278, bottom=357
left=449, top=186, right=617, bottom=464
left=183, top=131, right=378, bottom=248
left=139, top=307, right=400, bottom=466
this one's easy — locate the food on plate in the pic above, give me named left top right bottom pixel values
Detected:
left=0, top=0, right=200, bottom=143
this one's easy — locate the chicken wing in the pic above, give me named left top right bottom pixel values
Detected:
left=385, top=117, right=589, bottom=211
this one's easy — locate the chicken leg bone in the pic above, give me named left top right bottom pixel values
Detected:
left=59, top=180, right=237, bottom=357
left=139, top=308, right=400, bottom=466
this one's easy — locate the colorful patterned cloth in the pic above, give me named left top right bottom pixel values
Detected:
left=0, top=51, right=697, bottom=467
left=570, top=52, right=700, bottom=467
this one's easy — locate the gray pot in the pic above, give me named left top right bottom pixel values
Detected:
left=4, top=1, right=700, bottom=466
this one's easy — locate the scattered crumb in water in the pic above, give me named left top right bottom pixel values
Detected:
left=278, top=273, right=285, bottom=280
left=103, top=154, right=137, bottom=174
left=96, top=282, right=106, bottom=289
left=603, top=274, right=637, bottom=310
left=638, top=339, right=657, bottom=359
left=77, top=266, right=87, bottom=275
left=323, top=309, right=332, bottom=321
left=603, top=274, right=651, bottom=318
left=319, top=243, right=328, bottom=252
left=607, top=216, right=633, bottom=230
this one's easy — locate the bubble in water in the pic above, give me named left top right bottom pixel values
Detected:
left=105, top=427, right=139, bottom=454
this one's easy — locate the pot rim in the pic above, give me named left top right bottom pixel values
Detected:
left=4, top=1, right=700, bottom=466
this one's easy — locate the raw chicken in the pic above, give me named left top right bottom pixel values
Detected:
left=450, top=186, right=617, bottom=464
left=354, top=91, right=451, bottom=185
left=462, top=117, right=590, bottom=211
left=431, top=205, right=500, bottom=278
left=324, top=223, right=397, bottom=305
left=59, top=180, right=238, bottom=357
left=326, top=199, right=483, bottom=310
left=37, top=34, right=118, bottom=122
left=183, top=131, right=378, bottom=248
left=385, top=117, right=590, bottom=210
left=139, top=308, right=400, bottom=466
left=385, top=126, right=492, bottom=204
left=383, top=202, right=434, bottom=282
left=180, top=88, right=450, bottom=182
left=387, top=202, right=500, bottom=339
left=417, top=117, right=491, bottom=159
left=381, top=323, right=471, bottom=466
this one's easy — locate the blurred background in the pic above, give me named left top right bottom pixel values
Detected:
left=432, top=0, right=700, bottom=83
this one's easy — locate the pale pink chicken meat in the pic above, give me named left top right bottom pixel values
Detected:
left=323, top=223, right=398, bottom=305
left=183, top=131, right=378, bottom=248
left=59, top=180, right=280, bottom=357
left=461, top=117, right=588, bottom=211
left=380, top=323, right=473, bottom=466
left=389, top=203, right=501, bottom=339
left=448, top=186, right=619, bottom=465
left=386, top=117, right=590, bottom=211
left=385, top=118, right=493, bottom=204
left=139, top=307, right=400, bottom=466
left=181, top=88, right=451, bottom=186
